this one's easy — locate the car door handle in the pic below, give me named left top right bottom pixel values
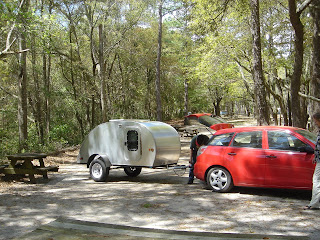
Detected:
left=266, top=155, right=277, bottom=158
left=227, top=152, right=237, bottom=156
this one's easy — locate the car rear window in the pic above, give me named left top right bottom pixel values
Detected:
left=208, top=132, right=234, bottom=146
left=198, top=115, right=225, bottom=127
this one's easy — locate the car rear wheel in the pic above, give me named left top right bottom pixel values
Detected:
left=89, top=158, right=109, bottom=182
left=124, top=166, right=142, bottom=177
left=206, top=167, right=233, bottom=192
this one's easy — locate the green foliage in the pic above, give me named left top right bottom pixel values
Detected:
left=0, top=0, right=316, bottom=156
left=185, top=0, right=314, bottom=118
left=186, top=2, right=253, bottom=114
left=0, top=123, right=19, bottom=160
left=0, top=0, right=190, bottom=157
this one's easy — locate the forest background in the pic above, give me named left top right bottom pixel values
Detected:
left=1, top=0, right=320, bottom=158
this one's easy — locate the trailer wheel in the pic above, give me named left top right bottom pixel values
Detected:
left=89, top=158, right=109, bottom=182
left=124, top=166, right=142, bottom=177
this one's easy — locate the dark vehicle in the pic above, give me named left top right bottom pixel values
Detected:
left=185, top=113, right=234, bottom=131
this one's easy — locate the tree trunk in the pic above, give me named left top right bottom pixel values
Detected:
left=85, top=3, right=98, bottom=77
left=310, top=0, right=320, bottom=130
left=18, top=34, right=28, bottom=151
left=145, top=68, right=153, bottom=119
left=91, top=95, right=95, bottom=128
left=183, top=78, right=189, bottom=125
left=213, top=101, right=221, bottom=117
left=155, top=0, right=163, bottom=121
left=99, top=24, right=107, bottom=122
left=250, top=0, right=269, bottom=125
left=17, top=0, right=30, bottom=152
left=44, top=1, right=53, bottom=141
left=43, top=53, right=51, bottom=140
left=31, top=35, right=44, bottom=144
left=288, top=0, right=304, bottom=128
left=287, top=92, right=292, bottom=126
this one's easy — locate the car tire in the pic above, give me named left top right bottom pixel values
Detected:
left=206, top=167, right=233, bottom=192
left=124, top=166, right=142, bottom=177
left=89, top=158, right=109, bottom=182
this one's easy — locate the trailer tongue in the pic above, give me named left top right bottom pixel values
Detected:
left=77, top=119, right=181, bottom=182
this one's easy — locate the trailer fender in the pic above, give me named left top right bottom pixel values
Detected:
left=87, top=154, right=112, bottom=168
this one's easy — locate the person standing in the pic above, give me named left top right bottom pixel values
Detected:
left=188, top=134, right=209, bottom=184
left=305, top=112, right=320, bottom=210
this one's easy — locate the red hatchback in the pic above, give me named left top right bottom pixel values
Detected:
left=194, top=126, right=316, bottom=192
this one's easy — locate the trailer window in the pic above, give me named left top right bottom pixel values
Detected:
left=127, top=130, right=138, bottom=151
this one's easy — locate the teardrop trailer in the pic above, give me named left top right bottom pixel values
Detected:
left=77, top=119, right=182, bottom=182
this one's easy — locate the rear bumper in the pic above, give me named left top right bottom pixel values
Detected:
left=194, top=158, right=207, bottom=181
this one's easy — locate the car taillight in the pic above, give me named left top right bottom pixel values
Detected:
left=197, top=146, right=207, bottom=156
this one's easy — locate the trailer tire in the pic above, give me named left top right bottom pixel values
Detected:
left=89, top=158, right=109, bottom=182
left=124, top=166, right=142, bottom=177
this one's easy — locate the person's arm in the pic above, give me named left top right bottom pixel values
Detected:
left=314, top=135, right=320, bottom=164
left=314, top=148, right=319, bottom=164
left=189, top=149, right=193, bottom=164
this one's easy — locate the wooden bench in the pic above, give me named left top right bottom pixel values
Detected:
left=0, top=164, right=8, bottom=170
left=0, top=153, right=59, bottom=183
left=36, top=166, right=59, bottom=172
left=183, top=127, right=199, bottom=137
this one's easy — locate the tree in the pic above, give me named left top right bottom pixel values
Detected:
left=155, top=0, right=164, bottom=121
left=288, top=0, right=313, bottom=128
left=0, top=1, right=29, bottom=59
left=3, top=0, right=319, bottom=158
left=250, top=0, right=269, bottom=125
left=310, top=0, right=320, bottom=126
left=99, top=24, right=107, bottom=122
left=17, top=0, right=30, bottom=151
left=0, top=0, right=31, bottom=151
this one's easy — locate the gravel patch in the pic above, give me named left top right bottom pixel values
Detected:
left=0, top=140, right=319, bottom=240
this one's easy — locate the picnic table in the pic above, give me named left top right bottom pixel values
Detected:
left=0, top=153, right=58, bottom=183
left=177, top=125, right=199, bottom=137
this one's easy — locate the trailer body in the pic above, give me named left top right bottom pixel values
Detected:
left=77, top=120, right=180, bottom=178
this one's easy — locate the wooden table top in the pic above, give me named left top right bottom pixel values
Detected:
left=6, top=153, right=47, bottom=160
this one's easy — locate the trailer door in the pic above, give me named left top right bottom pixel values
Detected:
left=124, top=127, right=142, bottom=163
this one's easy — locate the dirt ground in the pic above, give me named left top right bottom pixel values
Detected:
left=1, top=120, right=320, bottom=240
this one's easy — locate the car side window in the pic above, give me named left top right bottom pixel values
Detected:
left=231, top=131, right=262, bottom=148
left=208, top=133, right=234, bottom=146
left=268, top=131, right=309, bottom=151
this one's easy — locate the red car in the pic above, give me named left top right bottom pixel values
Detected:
left=185, top=113, right=234, bottom=131
left=194, top=126, right=316, bottom=192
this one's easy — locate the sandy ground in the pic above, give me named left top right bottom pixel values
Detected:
left=1, top=125, right=320, bottom=239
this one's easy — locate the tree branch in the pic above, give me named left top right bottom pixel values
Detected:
left=0, top=48, right=30, bottom=59
left=297, top=0, right=314, bottom=15
left=235, top=61, right=254, bottom=100
left=234, top=58, right=252, bottom=74
left=298, top=91, right=320, bottom=102
left=283, top=85, right=320, bottom=102
left=0, top=0, right=29, bottom=59
left=0, top=84, right=19, bottom=99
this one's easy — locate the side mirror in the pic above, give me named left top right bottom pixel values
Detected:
left=299, top=145, right=314, bottom=154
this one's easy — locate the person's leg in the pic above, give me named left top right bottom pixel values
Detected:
left=188, top=164, right=194, bottom=184
left=309, top=163, right=320, bottom=208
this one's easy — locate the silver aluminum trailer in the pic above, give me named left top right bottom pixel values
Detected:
left=77, top=119, right=181, bottom=182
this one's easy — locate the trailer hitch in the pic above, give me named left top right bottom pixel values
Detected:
left=167, top=164, right=189, bottom=176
